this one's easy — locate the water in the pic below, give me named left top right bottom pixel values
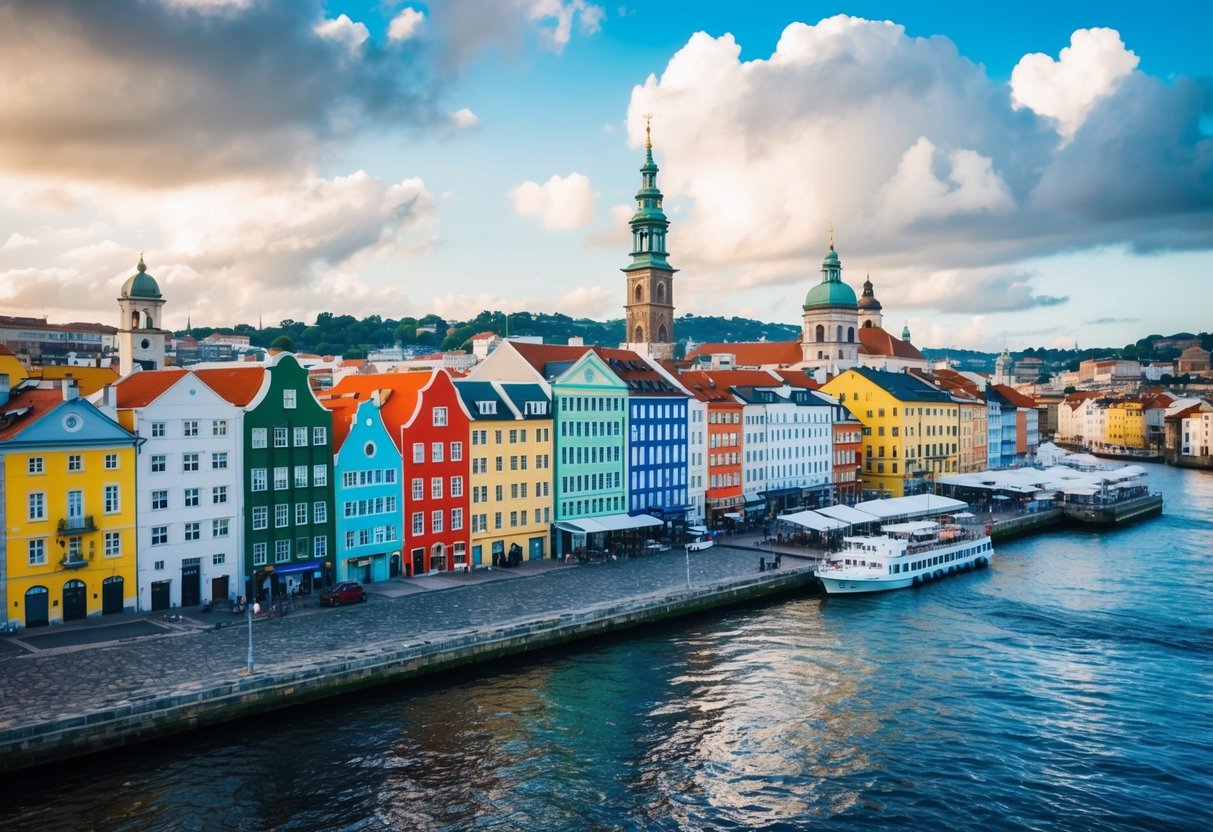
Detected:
left=5, top=463, right=1212, bottom=831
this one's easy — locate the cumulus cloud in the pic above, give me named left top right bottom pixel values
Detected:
left=1011, top=28, right=1139, bottom=141
left=510, top=173, right=595, bottom=229
left=428, top=0, right=604, bottom=68
left=0, top=0, right=439, bottom=186
left=449, top=108, right=481, bottom=129
left=625, top=16, right=1213, bottom=318
left=388, top=7, right=426, bottom=43
left=2, top=233, right=36, bottom=251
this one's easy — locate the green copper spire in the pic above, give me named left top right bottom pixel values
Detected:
left=624, top=115, right=673, bottom=272
left=803, top=230, right=857, bottom=309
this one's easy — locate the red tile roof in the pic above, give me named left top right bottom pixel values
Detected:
left=685, top=341, right=803, bottom=367
left=858, top=326, right=924, bottom=360
left=324, top=371, right=434, bottom=450
left=194, top=366, right=266, bottom=406
left=112, top=368, right=189, bottom=408
left=992, top=384, right=1037, bottom=408
left=0, top=387, right=63, bottom=441
left=773, top=370, right=819, bottom=389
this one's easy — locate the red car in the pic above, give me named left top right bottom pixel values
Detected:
left=319, top=581, right=367, bottom=607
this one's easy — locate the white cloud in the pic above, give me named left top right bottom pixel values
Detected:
left=313, top=13, right=370, bottom=57
left=449, top=108, right=481, bottom=129
left=873, top=138, right=1013, bottom=227
left=387, top=7, right=426, bottom=43
left=2, top=232, right=36, bottom=250
left=529, top=0, right=605, bottom=52
left=1011, top=28, right=1139, bottom=142
left=510, top=172, right=594, bottom=230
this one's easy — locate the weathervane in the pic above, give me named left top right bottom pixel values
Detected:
left=643, top=112, right=653, bottom=149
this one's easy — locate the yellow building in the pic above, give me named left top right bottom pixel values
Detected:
left=821, top=367, right=962, bottom=497
left=455, top=380, right=554, bottom=566
left=1, top=381, right=140, bottom=628
left=1105, top=400, right=1147, bottom=450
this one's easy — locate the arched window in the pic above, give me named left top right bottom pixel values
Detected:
left=836, top=325, right=843, bottom=342
left=848, top=327, right=855, bottom=342
left=145, top=312, right=155, bottom=329
left=838, top=349, right=844, bottom=359
left=634, top=284, right=644, bottom=302
left=657, top=324, right=668, bottom=342
left=815, top=325, right=825, bottom=343
left=863, top=320, right=873, bottom=329
left=656, top=282, right=665, bottom=302
left=634, top=325, right=644, bottom=343
left=130, top=311, right=140, bottom=329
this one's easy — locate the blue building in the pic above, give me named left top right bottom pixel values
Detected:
left=328, top=397, right=403, bottom=584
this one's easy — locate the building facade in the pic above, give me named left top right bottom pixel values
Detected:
left=331, top=397, right=402, bottom=584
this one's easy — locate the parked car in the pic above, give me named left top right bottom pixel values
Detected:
left=319, top=581, right=367, bottom=607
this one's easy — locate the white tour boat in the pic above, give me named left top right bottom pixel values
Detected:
left=816, top=519, right=993, bottom=595
left=685, top=526, right=715, bottom=552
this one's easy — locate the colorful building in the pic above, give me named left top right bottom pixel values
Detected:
left=455, top=379, right=553, bottom=566
left=678, top=371, right=744, bottom=525
left=1, top=379, right=140, bottom=627
left=111, top=368, right=245, bottom=610
left=196, top=353, right=334, bottom=602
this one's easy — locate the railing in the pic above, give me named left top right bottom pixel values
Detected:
left=57, top=515, right=96, bottom=534
left=60, top=554, right=90, bottom=569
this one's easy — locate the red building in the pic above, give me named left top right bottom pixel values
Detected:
left=832, top=419, right=863, bottom=505
left=679, top=371, right=745, bottom=526
left=326, top=370, right=471, bottom=575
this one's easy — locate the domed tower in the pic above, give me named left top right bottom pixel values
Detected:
left=623, top=116, right=676, bottom=361
left=993, top=348, right=1013, bottom=386
left=858, top=275, right=884, bottom=330
left=117, top=255, right=167, bottom=375
left=800, top=231, right=859, bottom=370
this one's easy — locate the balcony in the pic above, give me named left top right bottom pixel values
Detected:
left=60, top=553, right=91, bottom=569
left=57, top=515, right=96, bottom=535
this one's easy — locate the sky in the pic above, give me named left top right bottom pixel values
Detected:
left=0, top=0, right=1211, bottom=353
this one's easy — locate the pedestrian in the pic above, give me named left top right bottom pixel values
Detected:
left=253, top=601, right=261, bottom=618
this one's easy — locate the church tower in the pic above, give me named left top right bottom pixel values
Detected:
left=623, top=117, right=676, bottom=361
left=858, top=275, right=884, bottom=330
left=117, top=256, right=168, bottom=376
left=800, top=232, right=859, bottom=371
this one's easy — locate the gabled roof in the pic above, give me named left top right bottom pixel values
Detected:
left=193, top=366, right=266, bottom=407
left=684, top=341, right=803, bottom=368
left=324, top=371, right=437, bottom=449
left=320, top=394, right=363, bottom=450
left=773, top=369, right=819, bottom=389
left=0, top=387, right=63, bottom=441
left=991, top=384, right=1037, bottom=409
left=857, top=326, right=924, bottom=360
left=112, top=368, right=189, bottom=408
left=453, top=380, right=512, bottom=421
left=842, top=367, right=953, bottom=403
left=499, top=383, right=551, bottom=418
left=593, top=348, right=686, bottom=397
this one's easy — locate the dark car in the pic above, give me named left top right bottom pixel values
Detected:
left=319, top=581, right=367, bottom=607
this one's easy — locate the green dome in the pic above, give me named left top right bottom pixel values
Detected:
left=804, top=279, right=857, bottom=309
left=121, top=257, right=161, bottom=299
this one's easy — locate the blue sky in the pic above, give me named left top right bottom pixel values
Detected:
left=0, top=0, right=1210, bottom=352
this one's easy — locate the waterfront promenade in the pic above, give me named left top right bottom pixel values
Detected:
left=0, top=540, right=810, bottom=770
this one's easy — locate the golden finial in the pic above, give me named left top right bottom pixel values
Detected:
left=828, top=224, right=834, bottom=250
left=643, top=112, right=653, bottom=149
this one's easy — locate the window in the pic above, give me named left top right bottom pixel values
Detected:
left=151, top=526, right=168, bottom=545
left=283, top=389, right=297, bottom=409
left=252, top=427, right=267, bottom=448
left=431, top=510, right=443, bottom=533
left=313, top=465, right=327, bottom=487
left=151, top=422, right=166, bottom=438
left=213, top=552, right=226, bottom=565
left=184, top=522, right=201, bottom=541
left=213, top=518, right=230, bottom=537
left=413, top=443, right=424, bottom=463
left=293, top=502, right=307, bottom=525
left=412, top=512, right=424, bottom=535
left=274, top=467, right=288, bottom=490
left=105, top=531, right=120, bottom=557
left=494, top=512, right=502, bottom=530
left=452, top=508, right=463, bottom=531
left=274, top=427, right=288, bottom=448
left=275, top=504, right=289, bottom=528
left=451, top=476, right=464, bottom=498
left=104, top=484, right=120, bottom=513
left=253, top=507, right=268, bottom=530
left=213, top=419, right=229, bottom=436
left=433, top=407, right=448, bottom=427
left=294, top=465, right=308, bottom=488
left=212, top=452, right=229, bottom=470
left=183, top=420, right=199, bottom=437
left=451, top=442, right=463, bottom=462
left=251, top=468, right=268, bottom=492
left=314, top=502, right=327, bottom=523
left=28, top=492, right=45, bottom=521
left=253, top=543, right=267, bottom=566
left=275, top=540, right=291, bottom=562
left=294, top=427, right=308, bottom=447
left=182, top=453, right=200, bottom=472
left=412, top=478, right=424, bottom=499
left=314, top=537, right=328, bottom=558
left=68, top=454, right=82, bottom=472
left=27, top=456, right=45, bottom=475
left=431, top=442, right=444, bottom=463
left=213, top=486, right=228, bottom=504
left=313, top=426, right=327, bottom=446
left=431, top=477, right=443, bottom=499
left=151, top=454, right=167, bottom=473
left=151, top=490, right=169, bottom=510
left=105, top=453, right=119, bottom=470
left=176, top=487, right=197, bottom=508
left=28, top=539, right=47, bottom=565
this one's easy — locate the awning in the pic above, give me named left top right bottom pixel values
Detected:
left=761, top=487, right=801, bottom=497
left=555, top=513, right=664, bottom=534
left=269, top=560, right=322, bottom=576
left=745, top=504, right=767, bottom=515
left=780, top=510, right=848, bottom=532
left=815, top=504, right=877, bottom=525
left=744, top=499, right=765, bottom=508
left=722, top=511, right=742, bottom=520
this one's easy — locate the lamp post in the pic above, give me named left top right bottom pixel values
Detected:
left=246, top=595, right=254, bottom=674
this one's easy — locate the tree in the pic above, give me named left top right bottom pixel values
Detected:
left=270, top=334, right=294, bottom=352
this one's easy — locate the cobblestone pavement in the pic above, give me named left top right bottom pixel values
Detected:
left=0, top=543, right=809, bottom=727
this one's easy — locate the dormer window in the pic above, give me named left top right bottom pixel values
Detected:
left=477, top=400, right=497, bottom=415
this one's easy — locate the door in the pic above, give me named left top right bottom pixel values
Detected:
left=411, top=548, right=424, bottom=577
left=24, top=586, right=49, bottom=628
left=529, top=536, right=545, bottom=560
left=390, top=553, right=401, bottom=578
left=211, top=576, right=229, bottom=605
left=63, top=579, right=87, bottom=621
left=181, top=564, right=201, bottom=607
left=102, top=576, right=124, bottom=615
left=151, top=580, right=171, bottom=611
left=67, top=490, right=83, bottom=525
left=431, top=543, right=446, bottom=572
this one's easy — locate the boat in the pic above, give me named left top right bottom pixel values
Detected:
left=816, top=519, right=993, bottom=595
left=685, top=526, right=715, bottom=552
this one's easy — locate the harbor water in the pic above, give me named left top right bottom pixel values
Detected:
left=3, top=463, right=1212, bottom=831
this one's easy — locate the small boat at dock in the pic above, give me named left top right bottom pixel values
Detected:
left=817, top=519, right=993, bottom=595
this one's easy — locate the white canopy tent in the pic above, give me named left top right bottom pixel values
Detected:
left=555, top=513, right=663, bottom=535
left=814, top=504, right=877, bottom=525
left=779, top=510, right=848, bottom=532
